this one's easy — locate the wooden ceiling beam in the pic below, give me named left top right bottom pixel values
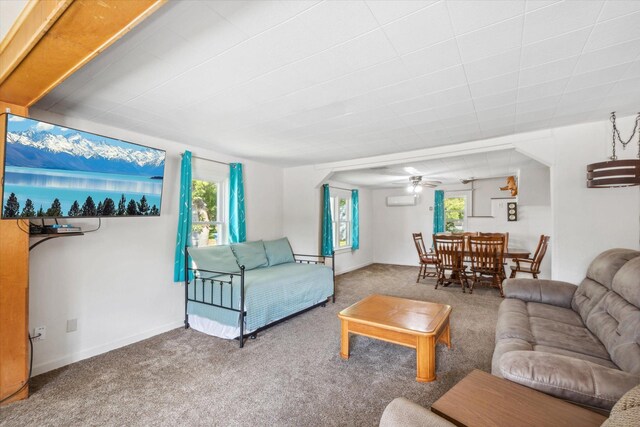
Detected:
left=0, top=0, right=166, bottom=107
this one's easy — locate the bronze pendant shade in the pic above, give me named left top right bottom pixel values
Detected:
left=587, top=112, right=640, bottom=188
left=587, top=159, right=640, bottom=188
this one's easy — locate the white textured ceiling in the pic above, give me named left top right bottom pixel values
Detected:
left=330, top=149, right=544, bottom=187
left=35, top=0, right=640, bottom=166
left=0, top=0, right=29, bottom=41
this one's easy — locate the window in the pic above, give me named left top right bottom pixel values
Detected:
left=444, top=195, right=467, bottom=232
left=191, top=179, right=224, bottom=247
left=330, top=193, right=351, bottom=249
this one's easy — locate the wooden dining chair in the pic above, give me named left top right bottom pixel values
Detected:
left=479, top=232, right=509, bottom=276
left=412, top=232, right=439, bottom=282
left=479, top=232, right=509, bottom=252
left=468, top=235, right=505, bottom=297
left=432, top=234, right=468, bottom=292
left=510, top=235, right=550, bottom=279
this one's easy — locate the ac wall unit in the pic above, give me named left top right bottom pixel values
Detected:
left=386, top=195, right=417, bottom=206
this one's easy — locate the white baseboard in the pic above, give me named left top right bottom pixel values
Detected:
left=336, top=261, right=373, bottom=275
left=32, top=320, right=184, bottom=376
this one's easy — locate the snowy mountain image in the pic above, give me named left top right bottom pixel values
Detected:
left=2, top=115, right=165, bottom=218
left=5, top=125, right=165, bottom=176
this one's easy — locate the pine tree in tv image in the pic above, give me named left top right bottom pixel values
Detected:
left=1, top=114, right=166, bottom=219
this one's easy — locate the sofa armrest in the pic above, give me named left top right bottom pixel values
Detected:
left=379, top=398, right=455, bottom=427
left=503, top=278, right=577, bottom=308
left=499, top=351, right=640, bottom=410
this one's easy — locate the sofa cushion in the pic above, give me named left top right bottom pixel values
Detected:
left=504, top=278, right=576, bottom=308
left=492, top=338, right=532, bottom=377
left=231, top=240, right=269, bottom=270
left=612, top=256, right=640, bottom=308
left=585, top=249, right=640, bottom=290
left=586, top=291, right=640, bottom=375
left=263, top=237, right=295, bottom=266
left=529, top=317, right=610, bottom=360
left=499, top=351, right=639, bottom=410
left=572, top=278, right=610, bottom=323
left=189, top=245, right=240, bottom=276
left=532, top=345, right=618, bottom=369
left=495, top=299, right=534, bottom=342
left=572, top=249, right=640, bottom=323
left=526, top=302, right=584, bottom=327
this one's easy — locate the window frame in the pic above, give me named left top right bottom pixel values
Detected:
left=444, top=190, right=472, bottom=233
left=330, top=190, right=352, bottom=250
left=191, top=161, right=229, bottom=247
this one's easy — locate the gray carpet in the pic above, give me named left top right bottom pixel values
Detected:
left=0, top=264, right=503, bottom=426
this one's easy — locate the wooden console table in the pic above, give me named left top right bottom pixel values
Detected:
left=431, top=370, right=607, bottom=426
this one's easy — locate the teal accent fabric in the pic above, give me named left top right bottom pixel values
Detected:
left=264, top=237, right=295, bottom=266
left=321, top=184, right=333, bottom=256
left=174, top=151, right=193, bottom=282
left=351, top=189, right=359, bottom=250
left=433, top=190, right=445, bottom=235
left=189, top=245, right=240, bottom=277
left=231, top=240, right=268, bottom=270
left=229, top=163, right=246, bottom=244
left=187, top=263, right=333, bottom=333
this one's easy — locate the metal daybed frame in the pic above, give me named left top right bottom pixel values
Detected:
left=184, top=249, right=335, bottom=348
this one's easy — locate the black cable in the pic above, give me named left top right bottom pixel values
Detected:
left=15, top=219, right=31, bottom=235
left=82, top=217, right=101, bottom=233
left=0, top=333, right=36, bottom=404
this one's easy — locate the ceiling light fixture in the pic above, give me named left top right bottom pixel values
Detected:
left=407, top=176, right=424, bottom=193
left=587, top=112, right=640, bottom=188
left=587, top=111, right=640, bottom=188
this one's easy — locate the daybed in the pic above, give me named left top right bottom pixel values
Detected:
left=184, top=238, right=334, bottom=347
left=493, top=248, right=640, bottom=410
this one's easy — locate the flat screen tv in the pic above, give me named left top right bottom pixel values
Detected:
left=1, top=113, right=166, bottom=219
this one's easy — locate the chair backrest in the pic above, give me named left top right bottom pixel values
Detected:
left=451, top=231, right=479, bottom=251
left=531, top=235, right=550, bottom=272
left=479, top=232, right=509, bottom=252
left=433, top=234, right=465, bottom=269
left=468, top=235, right=504, bottom=273
left=412, top=232, right=428, bottom=259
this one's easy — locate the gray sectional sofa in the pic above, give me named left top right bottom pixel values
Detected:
left=493, top=248, right=640, bottom=410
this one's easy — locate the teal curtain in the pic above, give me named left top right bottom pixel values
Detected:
left=174, top=151, right=193, bottom=282
left=321, top=184, right=333, bottom=256
left=433, top=190, right=445, bottom=235
left=351, top=189, right=359, bottom=250
left=229, top=163, right=246, bottom=243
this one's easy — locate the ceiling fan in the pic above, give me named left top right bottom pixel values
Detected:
left=404, top=175, right=442, bottom=193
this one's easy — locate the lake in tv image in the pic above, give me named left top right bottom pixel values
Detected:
left=2, top=114, right=166, bottom=218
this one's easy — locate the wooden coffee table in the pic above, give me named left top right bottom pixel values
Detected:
left=338, top=294, right=452, bottom=382
left=431, top=370, right=607, bottom=426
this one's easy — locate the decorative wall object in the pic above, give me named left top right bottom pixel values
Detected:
left=507, top=202, right=517, bottom=222
left=499, top=176, right=518, bottom=196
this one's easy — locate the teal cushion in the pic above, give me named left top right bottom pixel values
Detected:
left=231, top=241, right=268, bottom=270
left=188, top=245, right=240, bottom=276
left=264, top=238, right=295, bottom=266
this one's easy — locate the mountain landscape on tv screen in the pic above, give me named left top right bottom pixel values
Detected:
left=2, top=117, right=165, bottom=219
left=6, top=129, right=165, bottom=176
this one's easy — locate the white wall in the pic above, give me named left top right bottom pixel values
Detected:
left=372, top=188, right=435, bottom=266
left=282, top=166, right=374, bottom=274
left=516, top=117, right=640, bottom=283
left=27, top=109, right=283, bottom=374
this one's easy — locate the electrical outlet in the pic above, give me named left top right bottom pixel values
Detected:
left=34, top=326, right=46, bottom=340
left=66, top=319, right=78, bottom=332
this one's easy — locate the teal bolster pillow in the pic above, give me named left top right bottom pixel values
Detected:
left=231, top=241, right=269, bottom=270
left=188, top=245, right=240, bottom=276
left=264, top=237, right=295, bottom=266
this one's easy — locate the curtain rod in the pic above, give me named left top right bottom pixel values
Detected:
left=182, top=152, right=229, bottom=166
left=328, top=185, right=355, bottom=192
